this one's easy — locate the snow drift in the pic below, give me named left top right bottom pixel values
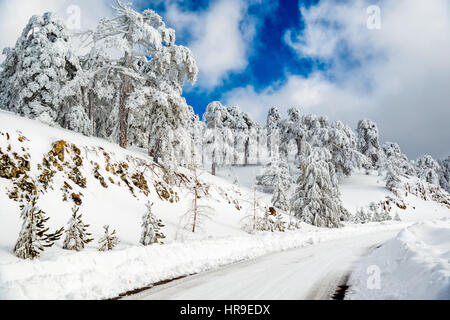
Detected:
left=346, top=218, right=450, bottom=300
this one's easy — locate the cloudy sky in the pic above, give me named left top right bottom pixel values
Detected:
left=0, top=0, right=449, bottom=159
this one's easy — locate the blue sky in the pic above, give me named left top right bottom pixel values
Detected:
left=135, top=0, right=321, bottom=117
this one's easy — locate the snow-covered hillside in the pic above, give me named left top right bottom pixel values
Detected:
left=0, top=111, right=448, bottom=299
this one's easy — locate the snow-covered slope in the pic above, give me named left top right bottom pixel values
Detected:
left=0, top=111, right=448, bottom=300
left=0, top=110, right=256, bottom=260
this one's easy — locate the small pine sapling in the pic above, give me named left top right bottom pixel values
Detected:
left=98, top=225, right=120, bottom=251
left=63, top=206, right=94, bottom=251
left=274, top=211, right=286, bottom=232
left=141, top=202, right=166, bottom=245
left=14, top=196, right=64, bottom=259
left=240, top=185, right=266, bottom=234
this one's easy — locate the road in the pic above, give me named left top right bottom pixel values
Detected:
left=124, top=229, right=399, bottom=300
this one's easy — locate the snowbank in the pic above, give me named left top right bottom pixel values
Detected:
left=346, top=218, right=450, bottom=300
left=0, top=222, right=406, bottom=300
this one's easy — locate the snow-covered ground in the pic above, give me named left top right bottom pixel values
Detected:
left=347, top=218, right=450, bottom=300
left=0, top=111, right=449, bottom=300
left=125, top=229, right=401, bottom=300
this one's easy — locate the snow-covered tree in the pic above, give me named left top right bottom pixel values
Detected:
left=328, top=121, right=366, bottom=178
left=256, top=157, right=280, bottom=192
left=14, top=196, right=64, bottom=259
left=257, top=207, right=278, bottom=232
left=76, top=47, right=117, bottom=136
left=63, top=206, right=94, bottom=251
left=141, top=201, right=165, bottom=245
left=89, top=0, right=198, bottom=153
left=385, top=166, right=402, bottom=192
left=287, top=107, right=304, bottom=159
left=98, top=225, right=120, bottom=251
left=354, top=202, right=392, bottom=224
left=271, top=160, right=292, bottom=212
left=291, top=143, right=347, bottom=228
left=438, top=156, right=450, bottom=193
left=273, top=209, right=286, bottom=232
left=0, top=12, right=84, bottom=130
left=266, top=107, right=281, bottom=158
left=203, top=101, right=227, bottom=175
left=382, top=142, right=416, bottom=176
left=357, top=119, right=383, bottom=171
left=415, top=155, right=441, bottom=186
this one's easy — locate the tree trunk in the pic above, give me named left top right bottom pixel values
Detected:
left=211, top=132, right=216, bottom=176
left=192, top=183, right=198, bottom=233
left=119, top=51, right=132, bottom=149
left=88, top=89, right=95, bottom=136
left=244, top=138, right=249, bottom=166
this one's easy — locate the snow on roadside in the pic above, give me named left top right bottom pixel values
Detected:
left=0, top=221, right=407, bottom=300
left=346, top=218, right=450, bottom=300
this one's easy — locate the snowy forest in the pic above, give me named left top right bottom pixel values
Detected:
left=0, top=0, right=449, bottom=301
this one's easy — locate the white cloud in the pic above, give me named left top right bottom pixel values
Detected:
left=224, top=0, right=450, bottom=159
left=165, top=0, right=258, bottom=89
left=0, top=0, right=114, bottom=59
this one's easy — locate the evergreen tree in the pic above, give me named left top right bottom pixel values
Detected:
left=14, top=196, right=64, bottom=259
left=266, top=107, right=281, bottom=158
left=63, top=206, right=94, bottom=251
left=203, top=101, right=227, bottom=175
left=415, top=154, right=442, bottom=186
left=386, top=165, right=402, bottom=192
left=274, top=210, right=286, bottom=232
left=382, top=142, right=416, bottom=176
left=357, top=119, right=383, bottom=171
left=258, top=207, right=277, bottom=232
left=271, top=160, right=292, bottom=212
left=438, top=156, right=450, bottom=193
left=90, top=0, right=198, bottom=152
left=98, top=225, right=120, bottom=251
left=291, top=143, right=347, bottom=228
left=141, top=201, right=165, bottom=245
left=0, top=12, right=84, bottom=130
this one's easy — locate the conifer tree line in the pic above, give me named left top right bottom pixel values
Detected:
left=0, top=0, right=448, bottom=193
left=2, top=2, right=449, bottom=237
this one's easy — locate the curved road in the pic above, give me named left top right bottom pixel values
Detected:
left=124, top=229, right=399, bottom=300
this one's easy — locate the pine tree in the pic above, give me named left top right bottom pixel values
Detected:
left=357, top=119, right=383, bottom=171
left=291, top=143, right=347, bottom=228
left=258, top=207, right=277, bottom=232
left=141, top=202, right=165, bottom=245
left=271, top=160, right=292, bottom=212
left=89, top=0, right=198, bottom=152
left=203, top=101, right=226, bottom=175
left=14, top=196, right=64, bottom=259
left=438, top=156, right=450, bottom=193
left=63, top=206, right=94, bottom=251
left=0, top=12, right=84, bottom=129
left=266, top=107, right=281, bottom=158
left=385, top=165, right=402, bottom=191
left=354, top=207, right=370, bottom=224
left=415, top=155, right=441, bottom=186
left=382, top=142, right=416, bottom=176
left=274, top=210, right=286, bottom=232
left=98, top=225, right=120, bottom=251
